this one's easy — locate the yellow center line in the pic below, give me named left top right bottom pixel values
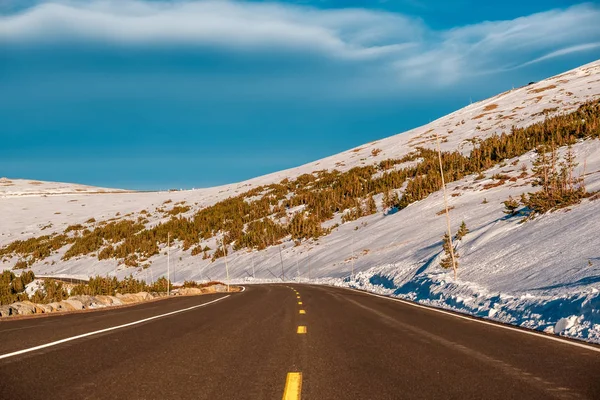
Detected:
left=297, top=296, right=301, bottom=299
left=282, top=372, right=302, bottom=400
left=298, top=301, right=303, bottom=305
left=297, top=326, right=307, bottom=334
left=299, top=310, right=306, bottom=314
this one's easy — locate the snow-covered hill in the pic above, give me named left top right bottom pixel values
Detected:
left=2, top=60, right=600, bottom=342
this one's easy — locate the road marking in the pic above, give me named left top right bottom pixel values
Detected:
left=299, top=310, right=306, bottom=315
left=0, top=295, right=231, bottom=361
left=282, top=372, right=302, bottom=400
left=339, top=286, right=600, bottom=354
left=298, top=301, right=303, bottom=305
left=297, top=326, right=307, bottom=334
left=297, top=296, right=301, bottom=299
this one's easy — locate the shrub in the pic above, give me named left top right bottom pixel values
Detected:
left=503, top=196, right=519, bottom=216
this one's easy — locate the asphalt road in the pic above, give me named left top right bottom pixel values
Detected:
left=0, top=284, right=598, bottom=399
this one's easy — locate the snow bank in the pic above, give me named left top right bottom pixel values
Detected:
left=320, top=265, right=600, bottom=344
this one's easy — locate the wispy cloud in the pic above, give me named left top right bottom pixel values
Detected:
left=517, top=42, right=600, bottom=68
left=0, top=1, right=423, bottom=60
left=1, top=1, right=599, bottom=86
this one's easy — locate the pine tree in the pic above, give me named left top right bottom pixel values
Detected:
left=503, top=196, right=519, bottom=215
left=11, top=276, right=24, bottom=293
left=440, top=233, right=459, bottom=270
left=365, top=194, right=377, bottom=215
left=456, top=221, right=469, bottom=240
left=532, top=146, right=551, bottom=192
left=382, top=189, right=392, bottom=209
left=562, top=145, right=578, bottom=192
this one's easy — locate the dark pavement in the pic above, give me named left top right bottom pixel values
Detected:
left=0, top=284, right=598, bottom=399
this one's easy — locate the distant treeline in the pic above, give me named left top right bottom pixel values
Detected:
left=0, top=271, right=171, bottom=306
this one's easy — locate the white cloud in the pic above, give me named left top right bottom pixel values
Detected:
left=1, top=1, right=599, bottom=85
left=0, top=1, right=423, bottom=60
left=517, top=42, right=600, bottom=68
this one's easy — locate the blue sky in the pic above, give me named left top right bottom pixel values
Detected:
left=1, top=1, right=599, bottom=190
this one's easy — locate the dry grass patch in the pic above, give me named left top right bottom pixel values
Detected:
left=532, top=107, right=559, bottom=117
left=483, top=104, right=498, bottom=112
left=528, top=85, right=557, bottom=94
left=408, top=128, right=434, bottom=144
left=532, top=96, right=544, bottom=103
left=482, top=180, right=506, bottom=190
left=436, top=206, right=455, bottom=216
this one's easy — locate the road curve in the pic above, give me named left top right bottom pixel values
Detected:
left=0, top=284, right=598, bottom=399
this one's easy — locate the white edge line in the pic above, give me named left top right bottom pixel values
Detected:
left=240, top=286, right=246, bottom=292
left=335, top=286, right=600, bottom=354
left=0, top=295, right=230, bottom=361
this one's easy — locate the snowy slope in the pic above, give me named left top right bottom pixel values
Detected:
left=1, top=60, right=600, bottom=342
left=0, top=177, right=129, bottom=197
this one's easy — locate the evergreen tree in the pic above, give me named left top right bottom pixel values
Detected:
left=440, top=233, right=459, bottom=270
left=456, top=221, right=469, bottom=240
left=366, top=194, right=377, bottom=215
left=503, top=196, right=519, bottom=215
left=11, top=276, right=24, bottom=293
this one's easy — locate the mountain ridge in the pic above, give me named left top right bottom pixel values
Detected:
left=2, top=59, right=600, bottom=342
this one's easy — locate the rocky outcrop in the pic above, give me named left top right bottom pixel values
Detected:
left=177, top=288, right=206, bottom=296
left=0, top=305, right=15, bottom=317
left=10, top=301, right=37, bottom=315
left=115, top=292, right=153, bottom=304
left=95, top=295, right=123, bottom=306
left=0, top=283, right=229, bottom=318
left=63, top=299, right=85, bottom=310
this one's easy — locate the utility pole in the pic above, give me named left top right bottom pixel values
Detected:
left=222, top=234, right=230, bottom=292
left=279, top=244, right=285, bottom=281
left=251, top=251, right=255, bottom=279
left=173, top=243, right=176, bottom=285
left=199, top=233, right=202, bottom=283
left=351, top=232, right=355, bottom=279
left=436, top=134, right=457, bottom=281
left=582, top=158, right=587, bottom=192
left=296, top=257, right=300, bottom=280
left=167, top=232, right=171, bottom=296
